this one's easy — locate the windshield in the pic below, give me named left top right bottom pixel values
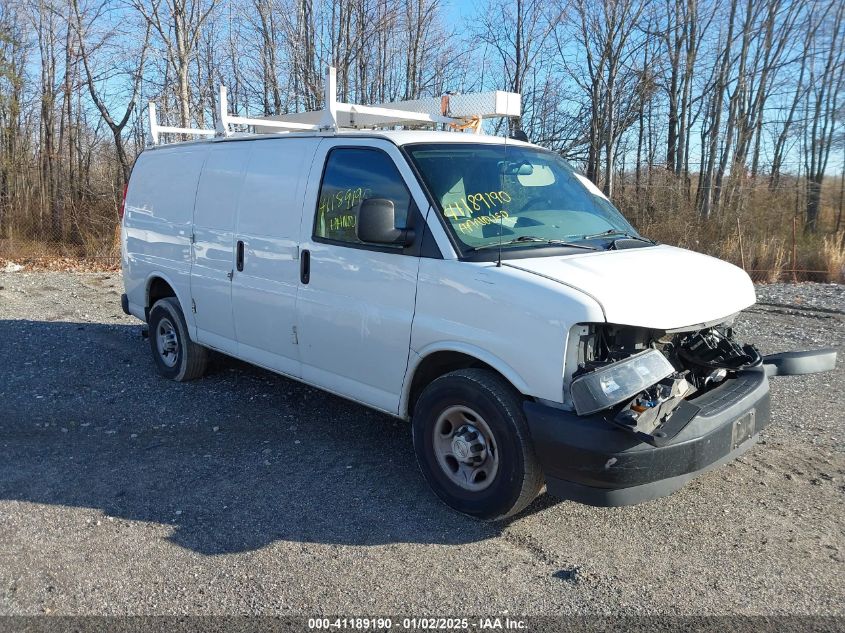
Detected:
left=405, top=143, right=640, bottom=254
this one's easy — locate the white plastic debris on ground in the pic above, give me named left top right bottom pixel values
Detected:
left=2, top=262, right=24, bottom=273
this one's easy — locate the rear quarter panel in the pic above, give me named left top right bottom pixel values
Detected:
left=122, top=145, right=209, bottom=324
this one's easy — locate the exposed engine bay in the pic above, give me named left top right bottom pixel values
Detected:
left=569, top=320, right=764, bottom=446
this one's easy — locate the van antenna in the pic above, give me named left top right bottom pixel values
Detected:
left=497, top=120, right=509, bottom=268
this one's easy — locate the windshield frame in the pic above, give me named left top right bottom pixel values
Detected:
left=400, top=141, right=647, bottom=262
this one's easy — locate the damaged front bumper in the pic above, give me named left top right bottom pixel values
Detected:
left=525, top=368, right=771, bottom=506
left=525, top=347, right=836, bottom=506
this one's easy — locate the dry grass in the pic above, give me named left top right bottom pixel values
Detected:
left=618, top=171, right=844, bottom=283
left=0, top=254, right=119, bottom=272
left=0, top=187, right=121, bottom=271
left=819, top=234, right=845, bottom=283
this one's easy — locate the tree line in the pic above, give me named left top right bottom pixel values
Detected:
left=0, top=0, right=843, bottom=277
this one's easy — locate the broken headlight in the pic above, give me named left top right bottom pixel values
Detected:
left=570, top=349, right=675, bottom=415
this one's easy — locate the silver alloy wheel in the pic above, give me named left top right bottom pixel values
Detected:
left=156, top=317, right=179, bottom=368
left=432, top=405, right=499, bottom=491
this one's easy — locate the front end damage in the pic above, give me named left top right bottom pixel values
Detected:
left=524, top=319, right=837, bottom=506
left=570, top=323, right=764, bottom=446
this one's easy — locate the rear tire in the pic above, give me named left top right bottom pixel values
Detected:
left=148, top=297, right=208, bottom=381
left=412, top=368, right=543, bottom=520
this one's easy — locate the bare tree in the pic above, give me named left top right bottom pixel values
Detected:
left=803, top=0, right=845, bottom=232
left=132, top=0, right=217, bottom=128
left=697, top=0, right=739, bottom=220
left=71, top=0, right=149, bottom=184
left=563, top=0, right=648, bottom=197
left=477, top=0, right=561, bottom=135
left=255, top=0, right=281, bottom=114
left=33, top=0, right=60, bottom=236
left=0, top=2, right=28, bottom=239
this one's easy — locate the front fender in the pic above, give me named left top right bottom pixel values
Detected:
left=401, top=342, right=533, bottom=419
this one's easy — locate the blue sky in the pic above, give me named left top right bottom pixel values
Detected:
left=28, top=0, right=841, bottom=175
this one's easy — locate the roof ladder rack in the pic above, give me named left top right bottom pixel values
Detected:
left=251, top=67, right=519, bottom=134
left=148, top=65, right=521, bottom=145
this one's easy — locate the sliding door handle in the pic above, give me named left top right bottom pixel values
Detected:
left=236, top=240, right=244, bottom=272
left=300, top=249, right=310, bottom=284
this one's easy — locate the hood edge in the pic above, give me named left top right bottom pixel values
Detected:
left=502, top=261, right=608, bottom=322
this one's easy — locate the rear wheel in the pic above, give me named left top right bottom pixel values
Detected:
left=148, top=297, right=208, bottom=381
left=412, top=368, right=543, bottom=520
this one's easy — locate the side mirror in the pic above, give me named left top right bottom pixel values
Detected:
left=356, top=198, right=415, bottom=246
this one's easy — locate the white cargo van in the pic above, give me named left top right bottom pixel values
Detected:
left=121, top=71, right=836, bottom=519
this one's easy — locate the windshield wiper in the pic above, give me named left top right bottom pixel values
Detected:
left=469, top=235, right=600, bottom=252
left=581, top=229, right=656, bottom=245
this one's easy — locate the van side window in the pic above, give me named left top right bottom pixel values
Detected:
left=314, top=148, right=411, bottom=245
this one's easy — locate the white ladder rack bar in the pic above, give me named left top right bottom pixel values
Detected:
left=148, top=102, right=215, bottom=145
left=217, top=86, right=321, bottom=135
left=327, top=66, right=457, bottom=128
left=335, top=102, right=456, bottom=125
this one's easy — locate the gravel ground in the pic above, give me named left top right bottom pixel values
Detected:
left=0, top=272, right=843, bottom=616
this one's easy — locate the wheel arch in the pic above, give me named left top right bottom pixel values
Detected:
left=402, top=343, right=531, bottom=419
left=144, top=272, right=191, bottom=327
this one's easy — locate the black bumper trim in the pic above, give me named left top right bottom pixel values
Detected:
left=524, top=369, right=771, bottom=506
left=120, top=293, right=130, bottom=315
left=763, top=348, right=837, bottom=376
left=544, top=434, right=760, bottom=507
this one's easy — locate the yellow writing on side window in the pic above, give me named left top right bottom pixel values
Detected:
left=318, top=187, right=373, bottom=216
left=442, top=191, right=512, bottom=221
left=330, top=214, right=356, bottom=232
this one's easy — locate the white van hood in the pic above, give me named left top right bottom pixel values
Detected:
left=504, top=244, right=756, bottom=330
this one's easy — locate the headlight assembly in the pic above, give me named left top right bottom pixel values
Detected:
left=570, top=349, right=675, bottom=415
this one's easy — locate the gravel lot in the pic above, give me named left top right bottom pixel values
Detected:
left=0, top=271, right=843, bottom=616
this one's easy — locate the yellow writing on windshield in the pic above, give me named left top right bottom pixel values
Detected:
left=457, top=210, right=509, bottom=234
left=443, top=190, right=511, bottom=221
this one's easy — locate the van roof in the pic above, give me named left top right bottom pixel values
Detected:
left=145, top=129, right=539, bottom=152
left=356, top=129, right=538, bottom=148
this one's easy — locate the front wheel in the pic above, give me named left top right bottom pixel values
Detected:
left=148, top=297, right=208, bottom=381
left=412, top=369, right=543, bottom=520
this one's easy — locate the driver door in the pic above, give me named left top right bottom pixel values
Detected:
left=295, top=140, right=422, bottom=414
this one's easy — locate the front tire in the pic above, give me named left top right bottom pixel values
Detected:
left=148, top=297, right=208, bottom=381
left=412, top=368, right=543, bottom=520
